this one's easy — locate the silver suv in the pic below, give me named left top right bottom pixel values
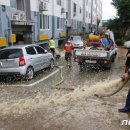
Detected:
left=0, top=44, right=54, bottom=80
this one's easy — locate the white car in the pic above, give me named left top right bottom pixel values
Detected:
left=124, top=41, right=130, bottom=48
left=70, top=36, right=84, bottom=48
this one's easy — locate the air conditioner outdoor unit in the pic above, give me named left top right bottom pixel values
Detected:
left=61, top=8, right=65, bottom=14
left=39, top=1, right=48, bottom=11
left=66, top=20, right=71, bottom=27
left=12, top=14, right=20, bottom=21
left=19, top=13, right=26, bottom=21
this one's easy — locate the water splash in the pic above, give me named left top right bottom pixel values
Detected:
left=0, top=79, right=122, bottom=115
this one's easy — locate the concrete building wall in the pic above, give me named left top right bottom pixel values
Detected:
left=0, top=0, right=102, bottom=47
left=0, top=4, right=11, bottom=45
left=30, top=0, right=39, bottom=12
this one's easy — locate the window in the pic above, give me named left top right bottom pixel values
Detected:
left=86, top=0, right=88, bottom=5
left=10, top=0, right=24, bottom=10
left=40, top=14, right=42, bottom=29
left=40, top=14, right=49, bottom=29
left=38, top=43, right=49, bottom=51
left=35, top=46, right=45, bottom=54
left=86, top=11, right=88, bottom=17
left=10, top=0, right=17, bottom=8
left=80, top=8, right=82, bottom=14
left=73, top=3, right=77, bottom=13
left=95, top=0, right=97, bottom=4
left=57, top=17, right=63, bottom=29
left=66, top=12, right=68, bottom=19
left=0, top=49, right=23, bottom=59
left=57, top=0, right=61, bottom=6
left=26, top=47, right=36, bottom=55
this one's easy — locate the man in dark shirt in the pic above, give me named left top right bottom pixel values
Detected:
left=119, top=49, right=130, bottom=113
left=125, top=49, right=130, bottom=72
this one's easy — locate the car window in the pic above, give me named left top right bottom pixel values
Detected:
left=39, top=43, right=49, bottom=51
left=73, top=36, right=81, bottom=41
left=35, top=46, right=45, bottom=54
left=26, top=47, right=36, bottom=55
left=0, top=49, right=23, bottom=59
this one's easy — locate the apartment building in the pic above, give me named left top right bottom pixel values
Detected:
left=0, top=0, right=34, bottom=46
left=0, top=0, right=102, bottom=47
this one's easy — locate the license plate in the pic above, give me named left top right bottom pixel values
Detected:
left=85, top=60, right=97, bottom=63
left=75, top=44, right=79, bottom=47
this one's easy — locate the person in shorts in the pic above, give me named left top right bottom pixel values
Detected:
left=64, top=41, right=74, bottom=67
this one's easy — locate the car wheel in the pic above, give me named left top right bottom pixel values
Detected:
left=105, top=60, right=112, bottom=70
left=50, top=59, right=55, bottom=69
left=25, top=67, right=34, bottom=80
left=111, top=56, right=115, bottom=62
left=79, top=63, right=85, bottom=71
left=115, top=52, right=117, bottom=57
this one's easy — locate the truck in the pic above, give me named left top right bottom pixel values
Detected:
left=74, top=30, right=117, bottom=70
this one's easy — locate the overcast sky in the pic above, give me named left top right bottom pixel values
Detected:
left=102, top=0, right=117, bottom=20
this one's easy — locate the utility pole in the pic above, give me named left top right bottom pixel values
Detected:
left=91, top=0, right=93, bottom=32
left=83, top=0, right=85, bottom=37
left=66, top=0, right=71, bottom=41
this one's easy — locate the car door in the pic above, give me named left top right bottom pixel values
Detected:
left=34, top=46, right=49, bottom=69
left=25, top=46, right=41, bottom=72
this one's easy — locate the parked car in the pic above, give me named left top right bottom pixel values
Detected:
left=124, top=41, right=130, bottom=48
left=0, top=44, right=54, bottom=80
left=70, top=36, right=84, bottom=48
left=0, top=46, right=6, bottom=50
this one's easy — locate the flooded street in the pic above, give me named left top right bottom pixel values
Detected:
left=0, top=47, right=130, bottom=130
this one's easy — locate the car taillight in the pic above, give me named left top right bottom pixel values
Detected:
left=19, top=57, right=26, bottom=66
left=74, top=57, right=82, bottom=63
left=99, top=60, right=108, bottom=64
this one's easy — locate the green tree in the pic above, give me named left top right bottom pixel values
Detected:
left=107, top=18, right=122, bottom=39
left=111, top=0, right=130, bottom=39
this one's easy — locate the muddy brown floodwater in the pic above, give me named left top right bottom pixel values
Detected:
left=0, top=47, right=130, bottom=130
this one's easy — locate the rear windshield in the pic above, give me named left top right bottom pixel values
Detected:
left=0, top=49, right=23, bottom=60
left=73, top=36, right=81, bottom=41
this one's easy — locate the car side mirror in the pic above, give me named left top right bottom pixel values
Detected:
left=44, top=49, right=47, bottom=53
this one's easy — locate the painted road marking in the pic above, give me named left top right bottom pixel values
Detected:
left=0, top=66, right=64, bottom=87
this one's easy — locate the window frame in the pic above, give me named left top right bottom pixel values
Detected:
left=34, top=46, right=45, bottom=54
left=10, top=0, right=24, bottom=11
left=10, top=0, right=17, bottom=9
left=57, top=17, right=63, bottom=29
left=40, top=14, right=50, bottom=30
left=57, top=0, right=62, bottom=6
